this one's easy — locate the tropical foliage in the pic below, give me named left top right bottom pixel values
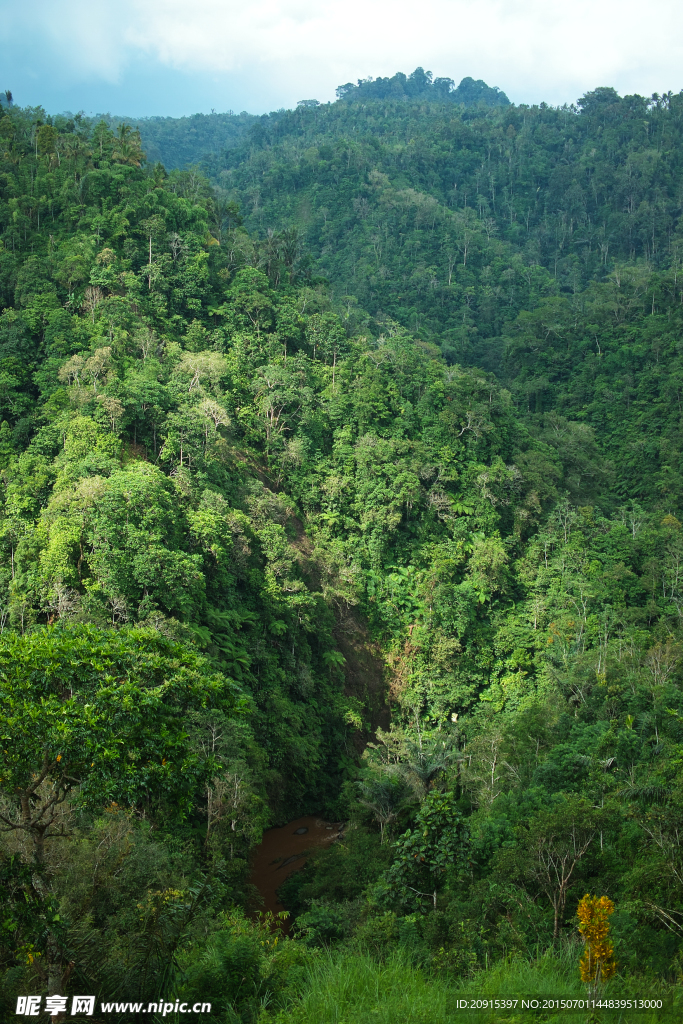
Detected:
left=1, top=80, right=683, bottom=1021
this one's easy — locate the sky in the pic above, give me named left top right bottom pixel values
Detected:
left=2, top=0, right=683, bottom=118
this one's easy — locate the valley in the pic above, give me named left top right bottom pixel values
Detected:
left=1, top=76, right=682, bottom=1021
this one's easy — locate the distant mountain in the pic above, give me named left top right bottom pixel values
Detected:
left=335, top=68, right=510, bottom=107
left=123, top=69, right=508, bottom=171
left=108, top=109, right=258, bottom=170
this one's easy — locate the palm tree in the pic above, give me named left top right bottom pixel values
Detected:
left=401, top=733, right=460, bottom=796
left=357, top=769, right=410, bottom=843
left=112, top=124, right=143, bottom=167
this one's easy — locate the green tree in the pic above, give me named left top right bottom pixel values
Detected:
left=0, top=624, right=244, bottom=992
left=385, top=790, right=469, bottom=909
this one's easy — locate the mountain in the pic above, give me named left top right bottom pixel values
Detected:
left=144, top=80, right=683, bottom=505
left=123, top=69, right=509, bottom=172
left=0, top=85, right=682, bottom=1018
left=115, top=108, right=258, bottom=170
left=334, top=68, right=510, bottom=106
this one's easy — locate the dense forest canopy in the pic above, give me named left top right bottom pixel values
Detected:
left=195, top=80, right=683, bottom=508
left=106, top=69, right=509, bottom=172
left=111, top=110, right=258, bottom=176
left=334, top=69, right=510, bottom=106
left=1, top=76, right=683, bottom=1022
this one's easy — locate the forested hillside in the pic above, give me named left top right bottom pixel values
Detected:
left=200, top=84, right=683, bottom=505
left=1, top=84, right=683, bottom=1023
left=112, top=110, right=258, bottom=173
left=121, top=70, right=508, bottom=173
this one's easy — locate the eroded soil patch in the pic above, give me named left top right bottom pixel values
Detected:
left=248, top=815, right=343, bottom=922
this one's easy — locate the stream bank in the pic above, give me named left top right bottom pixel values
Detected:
left=248, top=815, right=343, bottom=924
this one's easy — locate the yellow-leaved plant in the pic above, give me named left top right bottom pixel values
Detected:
left=577, top=895, right=617, bottom=994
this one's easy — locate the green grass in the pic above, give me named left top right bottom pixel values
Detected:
left=262, top=946, right=681, bottom=1024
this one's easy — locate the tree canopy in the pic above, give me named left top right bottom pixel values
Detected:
left=2, top=85, right=683, bottom=1017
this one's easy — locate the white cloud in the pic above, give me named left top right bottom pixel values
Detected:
left=2, top=1, right=126, bottom=81
left=5, top=0, right=683, bottom=107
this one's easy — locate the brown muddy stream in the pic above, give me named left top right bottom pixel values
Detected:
left=249, top=815, right=343, bottom=925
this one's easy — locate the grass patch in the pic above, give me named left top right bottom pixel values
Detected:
left=262, top=946, right=681, bottom=1024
